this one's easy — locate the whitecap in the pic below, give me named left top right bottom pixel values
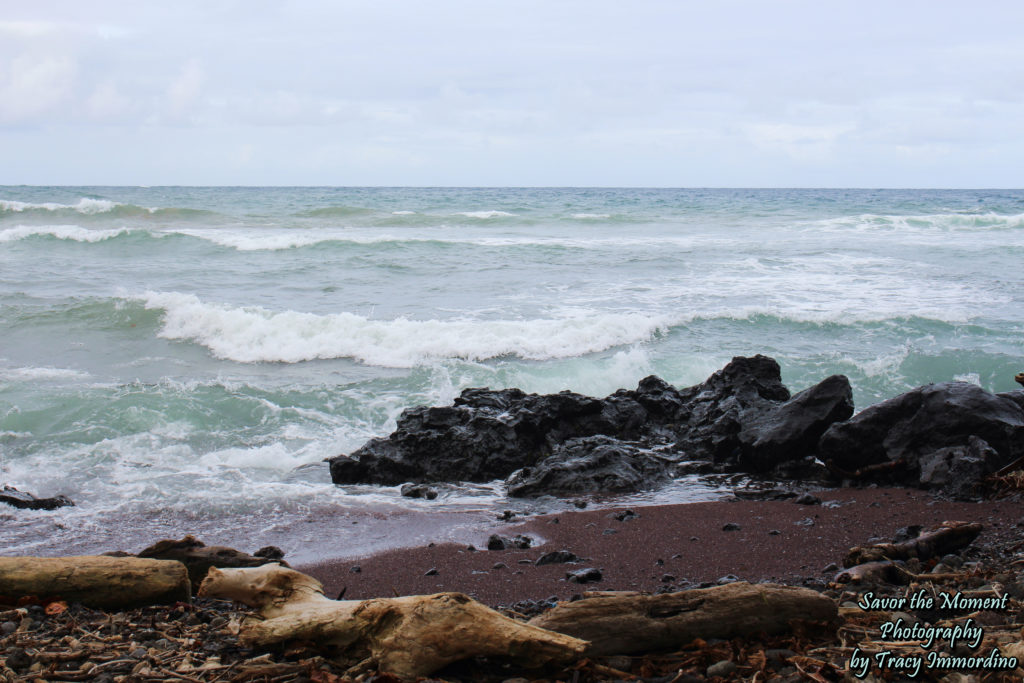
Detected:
left=0, top=198, right=120, bottom=214
left=1, top=366, right=91, bottom=380
left=454, top=210, right=516, bottom=219
left=0, top=224, right=133, bottom=243
left=135, top=291, right=670, bottom=367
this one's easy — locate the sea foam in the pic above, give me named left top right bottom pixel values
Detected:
left=0, top=198, right=121, bottom=214
left=0, top=224, right=134, bottom=243
left=137, top=291, right=670, bottom=366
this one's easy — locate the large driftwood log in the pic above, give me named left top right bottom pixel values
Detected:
left=198, top=564, right=587, bottom=679
left=528, top=581, right=838, bottom=656
left=843, top=521, right=983, bottom=567
left=0, top=556, right=190, bottom=608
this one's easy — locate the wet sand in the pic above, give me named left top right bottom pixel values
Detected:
left=298, top=488, right=1024, bottom=606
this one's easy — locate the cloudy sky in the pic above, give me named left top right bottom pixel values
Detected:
left=2, top=1, right=1022, bottom=187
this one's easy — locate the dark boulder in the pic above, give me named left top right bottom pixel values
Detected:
left=670, top=355, right=793, bottom=463
left=737, top=374, right=854, bottom=472
left=917, top=436, right=1000, bottom=500
left=330, top=387, right=642, bottom=486
left=505, top=436, right=668, bottom=497
left=818, top=382, right=1024, bottom=485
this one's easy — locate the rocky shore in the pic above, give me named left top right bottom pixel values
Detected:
left=3, top=486, right=1024, bottom=681
left=5, top=356, right=1024, bottom=680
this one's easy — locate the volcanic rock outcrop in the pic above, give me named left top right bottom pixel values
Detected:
left=330, top=355, right=1024, bottom=499
left=330, top=355, right=854, bottom=496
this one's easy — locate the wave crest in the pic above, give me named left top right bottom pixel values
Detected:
left=0, top=224, right=135, bottom=243
left=137, top=291, right=669, bottom=367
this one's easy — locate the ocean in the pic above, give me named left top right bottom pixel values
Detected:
left=2, top=187, right=1023, bottom=561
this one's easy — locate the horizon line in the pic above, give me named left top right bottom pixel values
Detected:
left=2, top=184, right=1022, bottom=191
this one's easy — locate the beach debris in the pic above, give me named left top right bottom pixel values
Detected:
left=0, top=485, right=73, bottom=510
left=137, top=535, right=288, bottom=590
left=835, top=521, right=985, bottom=585
left=844, top=521, right=983, bottom=567
left=0, top=555, right=190, bottom=608
left=197, top=563, right=587, bottom=679
left=529, top=581, right=837, bottom=657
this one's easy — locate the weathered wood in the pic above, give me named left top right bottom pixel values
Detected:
left=834, top=560, right=910, bottom=585
left=0, top=556, right=190, bottom=608
left=527, top=581, right=837, bottom=656
left=843, top=521, right=983, bottom=567
left=198, top=563, right=587, bottom=680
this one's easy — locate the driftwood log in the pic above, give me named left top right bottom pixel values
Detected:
left=198, top=564, right=587, bottom=679
left=528, top=582, right=838, bottom=656
left=0, top=556, right=190, bottom=608
left=843, top=521, right=983, bottom=567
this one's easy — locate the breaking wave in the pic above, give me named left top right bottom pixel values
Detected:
left=135, top=291, right=671, bottom=366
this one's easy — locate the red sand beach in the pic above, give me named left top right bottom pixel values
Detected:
left=298, top=487, right=1024, bottom=606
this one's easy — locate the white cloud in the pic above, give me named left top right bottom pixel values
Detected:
left=745, top=123, right=857, bottom=163
left=0, top=54, right=77, bottom=124
left=167, top=59, right=204, bottom=117
left=86, top=80, right=132, bottom=121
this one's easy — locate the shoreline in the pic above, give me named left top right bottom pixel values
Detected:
left=297, top=487, right=1024, bottom=607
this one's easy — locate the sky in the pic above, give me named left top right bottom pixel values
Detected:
left=1, top=1, right=1023, bottom=187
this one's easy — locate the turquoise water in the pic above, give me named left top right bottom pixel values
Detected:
left=2, top=187, right=1024, bottom=556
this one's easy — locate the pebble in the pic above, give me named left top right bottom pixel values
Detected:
left=764, top=648, right=797, bottom=662
left=823, top=562, right=839, bottom=572
left=129, top=646, right=148, bottom=659
left=602, top=528, right=618, bottom=535
left=661, top=573, right=676, bottom=583
left=492, top=562, right=507, bottom=570
left=424, top=567, right=439, bottom=576
left=940, top=554, right=964, bottom=568
left=793, top=493, right=821, bottom=505
left=4, top=647, right=30, bottom=671
left=566, top=568, right=603, bottom=584
left=768, top=529, right=781, bottom=535
left=717, top=574, right=739, bottom=584
left=536, top=550, right=580, bottom=566
left=722, top=522, right=741, bottom=531
left=707, top=659, right=737, bottom=677
left=1, top=621, right=17, bottom=635
left=794, top=517, right=815, bottom=527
